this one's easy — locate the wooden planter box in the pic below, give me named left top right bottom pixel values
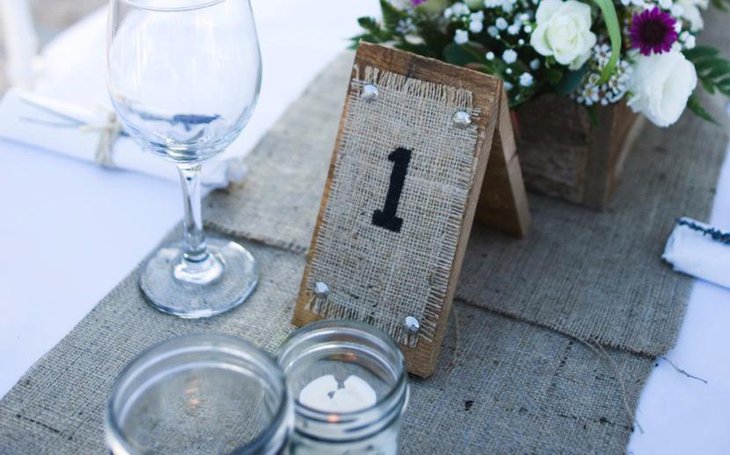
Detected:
left=514, top=94, right=646, bottom=209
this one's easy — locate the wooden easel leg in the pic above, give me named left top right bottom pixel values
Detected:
left=475, top=90, right=531, bottom=238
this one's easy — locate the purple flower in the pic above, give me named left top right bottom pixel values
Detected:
left=629, top=7, right=678, bottom=56
left=411, top=0, right=427, bottom=4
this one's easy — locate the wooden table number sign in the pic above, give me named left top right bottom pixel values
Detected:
left=294, top=43, right=530, bottom=377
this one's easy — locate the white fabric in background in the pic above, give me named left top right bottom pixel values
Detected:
left=0, top=0, right=380, bottom=400
left=663, top=217, right=730, bottom=289
left=628, top=135, right=730, bottom=454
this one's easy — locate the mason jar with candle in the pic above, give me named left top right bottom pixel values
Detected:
left=277, top=320, right=409, bottom=455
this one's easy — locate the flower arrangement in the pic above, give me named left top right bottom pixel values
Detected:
left=353, top=0, right=730, bottom=127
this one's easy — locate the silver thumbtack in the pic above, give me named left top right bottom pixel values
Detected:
left=309, top=281, right=330, bottom=312
left=362, top=84, right=379, bottom=102
left=404, top=316, right=420, bottom=334
left=314, top=281, right=330, bottom=298
left=452, top=110, right=472, bottom=128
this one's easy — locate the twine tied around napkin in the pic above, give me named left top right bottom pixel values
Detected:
left=18, top=90, right=125, bottom=167
left=79, top=112, right=124, bottom=168
left=0, top=88, right=247, bottom=189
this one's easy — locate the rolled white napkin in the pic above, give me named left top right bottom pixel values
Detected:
left=663, top=217, right=730, bottom=289
left=0, top=88, right=246, bottom=188
left=0, top=7, right=246, bottom=189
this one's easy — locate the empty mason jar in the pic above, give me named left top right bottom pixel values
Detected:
left=277, top=320, right=409, bottom=455
left=106, top=334, right=292, bottom=454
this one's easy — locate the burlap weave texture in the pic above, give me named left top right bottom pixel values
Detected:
left=306, top=67, right=480, bottom=346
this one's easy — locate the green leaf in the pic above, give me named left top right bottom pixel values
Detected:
left=554, top=66, right=588, bottom=96
left=379, top=0, right=401, bottom=30
left=545, top=67, right=563, bottom=85
left=396, top=41, right=435, bottom=57
left=687, top=94, right=719, bottom=124
left=349, top=37, right=363, bottom=50
left=704, top=62, right=730, bottom=79
left=464, top=63, right=501, bottom=76
left=718, top=77, right=730, bottom=96
left=685, top=45, right=730, bottom=101
left=684, top=46, right=719, bottom=61
left=418, top=27, right=452, bottom=56
left=468, top=60, right=506, bottom=75
left=351, top=34, right=379, bottom=47
left=442, top=43, right=484, bottom=66
left=357, top=16, right=380, bottom=33
left=592, top=0, right=621, bottom=83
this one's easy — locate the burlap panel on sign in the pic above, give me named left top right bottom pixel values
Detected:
left=306, top=67, right=479, bottom=346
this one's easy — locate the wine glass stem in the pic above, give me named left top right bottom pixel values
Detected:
left=177, top=164, right=209, bottom=263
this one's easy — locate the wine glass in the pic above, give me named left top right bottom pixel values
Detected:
left=107, top=0, right=262, bottom=318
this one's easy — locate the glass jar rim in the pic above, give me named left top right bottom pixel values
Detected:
left=277, top=320, right=408, bottom=435
left=119, top=0, right=228, bottom=12
left=106, top=333, right=291, bottom=454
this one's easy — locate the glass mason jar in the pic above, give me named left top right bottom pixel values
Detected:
left=106, top=334, right=292, bottom=454
left=277, top=320, right=409, bottom=455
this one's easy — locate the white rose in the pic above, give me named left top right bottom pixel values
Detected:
left=627, top=50, right=697, bottom=127
left=530, top=0, right=597, bottom=70
left=676, top=0, right=704, bottom=32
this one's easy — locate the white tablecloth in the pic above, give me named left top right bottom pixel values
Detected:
left=0, top=2, right=728, bottom=452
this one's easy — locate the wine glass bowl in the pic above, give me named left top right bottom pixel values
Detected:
left=107, top=0, right=261, bottom=163
left=107, top=0, right=262, bottom=318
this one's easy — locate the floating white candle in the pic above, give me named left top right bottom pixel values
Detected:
left=299, top=374, right=377, bottom=413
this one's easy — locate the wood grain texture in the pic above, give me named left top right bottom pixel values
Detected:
left=515, top=94, right=643, bottom=209
left=476, top=89, right=530, bottom=237
left=294, top=43, right=528, bottom=377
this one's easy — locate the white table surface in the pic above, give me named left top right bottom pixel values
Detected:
left=0, top=2, right=729, bottom=453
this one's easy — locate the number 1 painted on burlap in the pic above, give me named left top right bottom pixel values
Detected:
left=372, top=147, right=412, bottom=233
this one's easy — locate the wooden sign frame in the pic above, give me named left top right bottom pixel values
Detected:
left=293, top=43, right=529, bottom=377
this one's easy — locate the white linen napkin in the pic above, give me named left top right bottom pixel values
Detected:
left=0, top=7, right=246, bottom=189
left=663, top=217, right=730, bottom=289
left=0, top=89, right=246, bottom=188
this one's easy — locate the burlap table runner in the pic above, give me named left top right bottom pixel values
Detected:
left=2, top=15, right=728, bottom=453
left=0, top=232, right=652, bottom=453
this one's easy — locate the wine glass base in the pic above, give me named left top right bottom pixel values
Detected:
left=139, top=236, right=259, bottom=319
